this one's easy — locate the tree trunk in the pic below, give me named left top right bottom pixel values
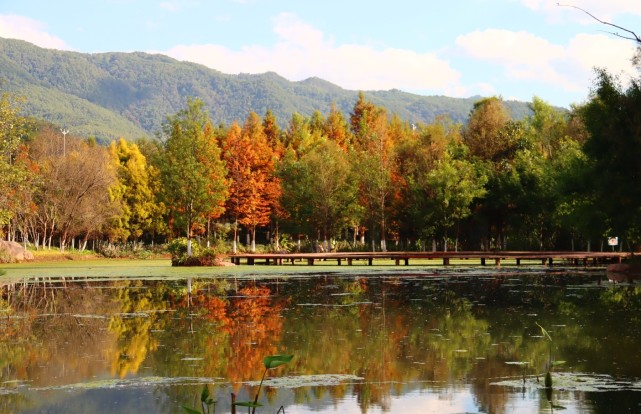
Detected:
left=186, top=222, right=192, bottom=257
left=232, top=220, right=238, bottom=254
left=251, top=227, right=256, bottom=253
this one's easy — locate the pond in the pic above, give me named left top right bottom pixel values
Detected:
left=2, top=266, right=641, bottom=413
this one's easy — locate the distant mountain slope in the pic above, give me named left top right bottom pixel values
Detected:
left=0, top=37, right=537, bottom=144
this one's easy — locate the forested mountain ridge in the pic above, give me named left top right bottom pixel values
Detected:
left=0, top=36, right=537, bottom=144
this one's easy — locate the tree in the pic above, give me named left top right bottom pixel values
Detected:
left=30, top=136, right=121, bottom=250
left=158, top=98, right=228, bottom=256
left=0, top=90, right=31, bottom=237
left=350, top=94, right=398, bottom=251
left=463, top=97, right=511, bottom=161
left=108, top=138, right=163, bottom=242
left=324, top=102, right=351, bottom=150
left=422, top=150, right=487, bottom=251
left=279, top=139, right=361, bottom=248
left=580, top=70, right=641, bottom=247
left=222, top=113, right=280, bottom=252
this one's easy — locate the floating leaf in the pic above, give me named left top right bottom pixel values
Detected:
left=263, top=354, right=294, bottom=369
left=182, top=406, right=202, bottom=414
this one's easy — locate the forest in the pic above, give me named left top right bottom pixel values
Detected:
left=0, top=36, right=534, bottom=144
left=1, top=67, right=640, bottom=257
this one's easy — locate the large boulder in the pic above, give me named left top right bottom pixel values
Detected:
left=0, top=240, right=34, bottom=262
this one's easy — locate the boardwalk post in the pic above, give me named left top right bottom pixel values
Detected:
left=481, top=258, right=486, bottom=266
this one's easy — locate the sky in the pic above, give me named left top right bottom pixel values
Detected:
left=1, top=0, right=640, bottom=108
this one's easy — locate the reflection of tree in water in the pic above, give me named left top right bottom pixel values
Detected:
left=5, top=274, right=641, bottom=413
left=0, top=279, right=124, bottom=414
left=106, top=280, right=174, bottom=378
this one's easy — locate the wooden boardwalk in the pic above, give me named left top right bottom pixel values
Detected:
left=228, top=251, right=629, bottom=267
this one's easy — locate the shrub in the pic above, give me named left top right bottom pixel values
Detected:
left=167, top=238, right=204, bottom=265
left=97, top=241, right=163, bottom=259
left=0, top=250, right=14, bottom=264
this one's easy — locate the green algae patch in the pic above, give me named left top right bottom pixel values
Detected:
left=31, top=376, right=223, bottom=391
left=491, top=372, right=641, bottom=392
left=245, top=374, right=363, bottom=389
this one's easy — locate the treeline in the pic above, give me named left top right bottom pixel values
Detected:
left=1, top=70, right=640, bottom=253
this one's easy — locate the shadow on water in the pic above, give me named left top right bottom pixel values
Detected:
left=2, top=268, right=641, bottom=413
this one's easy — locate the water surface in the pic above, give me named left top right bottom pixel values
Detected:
left=2, top=267, right=641, bottom=413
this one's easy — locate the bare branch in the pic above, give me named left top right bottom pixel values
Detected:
left=557, top=3, right=641, bottom=44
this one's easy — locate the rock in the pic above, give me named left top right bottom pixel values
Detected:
left=607, top=263, right=632, bottom=273
left=0, top=240, right=34, bottom=262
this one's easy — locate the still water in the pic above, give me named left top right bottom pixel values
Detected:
left=2, top=268, right=641, bottom=413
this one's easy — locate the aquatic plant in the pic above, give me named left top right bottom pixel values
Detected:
left=183, top=385, right=216, bottom=414
left=182, top=354, right=293, bottom=414
left=234, top=354, right=294, bottom=414
left=536, top=322, right=554, bottom=388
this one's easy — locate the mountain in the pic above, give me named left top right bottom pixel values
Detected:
left=0, top=37, right=538, bottom=144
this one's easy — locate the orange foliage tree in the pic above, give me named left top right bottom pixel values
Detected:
left=222, top=112, right=281, bottom=252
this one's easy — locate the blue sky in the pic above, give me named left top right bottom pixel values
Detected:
left=1, top=0, right=640, bottom=108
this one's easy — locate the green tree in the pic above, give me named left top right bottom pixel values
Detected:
left=0, top=91, right=31, bottom=236
left=279, top=139, right=361, bottom=248
left=159, top=98, right=228, bottom=256
left=580, top=70, right=641, bottom=247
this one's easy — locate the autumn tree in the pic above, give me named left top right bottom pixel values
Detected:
left=28, top=135, right=120, bottom=250
left=350, top=94, right=398, bottom=251
left=108, top=138, right=163, bottom=242
left=222, top=112, right=280, bottom=252
left=158, top=98, right=228, bottom=256
left=262, top=109, right=284, bottom=157
left=463, top=97, right=511, bottom=161
left=324, top=102, right=351, bottom=150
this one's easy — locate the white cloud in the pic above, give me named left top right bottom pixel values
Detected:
left=456, top=28, right=636, bottom=95
left=0, top=14, right=69, bottom=50
left=164, top=13, right=462, bottom=94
